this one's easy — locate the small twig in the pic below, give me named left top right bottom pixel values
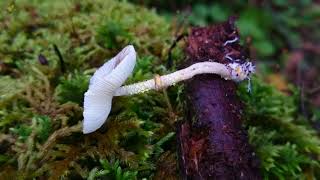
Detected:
left=167, top=33, right=187, bottom=69
left=53, top=44, right=66, bottom=73
left=174, top=9, right=191, bottom=37
left=167, top=10, right=190, bottom=69
left=297, top=62, right=308, bottom=119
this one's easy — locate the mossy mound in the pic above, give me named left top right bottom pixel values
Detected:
left=239, top=77, right=320, bottom=179
left=0, top=0, right=179, bottom=179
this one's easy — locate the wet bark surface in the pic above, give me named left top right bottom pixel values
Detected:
left=176, top=18, right=261, bottom=180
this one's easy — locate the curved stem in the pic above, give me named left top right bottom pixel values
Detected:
left=114, top=62, right=231, bottom=96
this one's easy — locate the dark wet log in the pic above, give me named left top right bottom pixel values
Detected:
left=176, top=18, right=261, bottom=180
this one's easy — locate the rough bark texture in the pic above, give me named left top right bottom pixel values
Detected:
left=176, top=18, right=261, bottom=180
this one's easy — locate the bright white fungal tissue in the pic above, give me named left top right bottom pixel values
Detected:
left=83, top=45, right=255, bottom=134
left=83, top=45, right=136, bottom=134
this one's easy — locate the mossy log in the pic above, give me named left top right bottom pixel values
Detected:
left=176, top=18, right=261, bottom=179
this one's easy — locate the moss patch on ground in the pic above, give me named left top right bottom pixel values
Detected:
left=0, top=0, right=319, bottom=179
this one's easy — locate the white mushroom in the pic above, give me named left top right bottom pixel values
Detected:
left=83, top=45, right=136, bottom=134
left=83, top=45, right=255, bottom=134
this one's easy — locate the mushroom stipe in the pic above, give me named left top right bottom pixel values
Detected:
left=83, top=45, right=255, bottom=134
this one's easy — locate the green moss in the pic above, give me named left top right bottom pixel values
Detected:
left=88, top=159, right=138, bottom=180
left=239, top=77, right=320, bottom=179
left=0, top=76, right=26, bottom=106
left=33, top=115, right=52, bottom=143
left=0, top=0, right=177, bottom=179
left=9, top=124, right=32, bottom=142
left=96, top=20, right=133, bottom=49
left=54, top=71, right=90, bottom=104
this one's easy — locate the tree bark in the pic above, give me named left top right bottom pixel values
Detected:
left=176, top=18, right=261, bottom=180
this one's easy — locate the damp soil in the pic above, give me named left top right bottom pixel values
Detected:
left=176, top=18, right=261, bottom=180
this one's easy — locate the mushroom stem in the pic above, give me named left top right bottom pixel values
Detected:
left=114, top=62, right=231, bottom=96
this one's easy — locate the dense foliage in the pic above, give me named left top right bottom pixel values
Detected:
left=0, top=0, right=319, bottom=179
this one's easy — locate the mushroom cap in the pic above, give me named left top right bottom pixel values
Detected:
left=83, top=45, right=136, bottom=134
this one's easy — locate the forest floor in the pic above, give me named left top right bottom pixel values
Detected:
left=0, top=0, right=319, bottom=179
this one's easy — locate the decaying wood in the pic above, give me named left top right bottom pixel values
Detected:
left=176, top=18, right=261, bottom=179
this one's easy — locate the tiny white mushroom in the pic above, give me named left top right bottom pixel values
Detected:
left=83, top=45, right=136, bottom=134
left=83, top=45, right=255, bottom=134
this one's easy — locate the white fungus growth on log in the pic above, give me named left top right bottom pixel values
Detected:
left=83, top=45, right=255, bottom=134
left=223, top=37, right=238, bottom=46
